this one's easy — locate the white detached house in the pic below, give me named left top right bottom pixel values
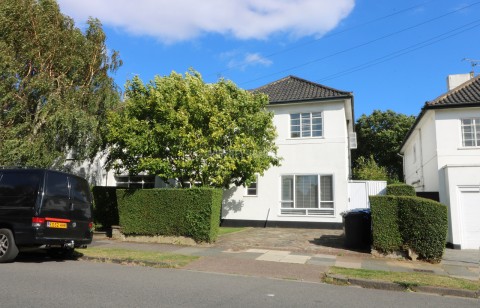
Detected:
left=400, top=73, right=480, bottom=249
left=222, top=76, right=356, bottom=228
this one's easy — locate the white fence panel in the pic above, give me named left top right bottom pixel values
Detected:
left=348, top=180, right=387, bottom=210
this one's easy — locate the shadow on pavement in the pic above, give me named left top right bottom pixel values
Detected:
left=309, top=234, right=371, bottom=253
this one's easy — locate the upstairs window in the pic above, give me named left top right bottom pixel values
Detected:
left=461, top=118, right=480, bottom=147
left=290, top=112, right=322, bottom=138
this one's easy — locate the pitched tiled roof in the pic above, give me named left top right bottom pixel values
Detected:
left=401, top=74, right=480, bottom=152
left=252, top=75, right=351, bottom=104
left=426, top=74, right=480, bottom=107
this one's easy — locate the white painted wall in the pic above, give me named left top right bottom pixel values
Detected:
left=443, top=165, right=480, bottom=247
left=402, top=110, right=438, bottom=191
left=223, top=99, right=352, bottom=223
left=402, top=106, right=480, bottom=248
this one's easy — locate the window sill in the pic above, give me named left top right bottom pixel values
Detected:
left=457, top=147, right=480, bottom=150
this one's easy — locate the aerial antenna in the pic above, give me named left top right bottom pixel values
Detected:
left=462, top=58, right=480, bottom=74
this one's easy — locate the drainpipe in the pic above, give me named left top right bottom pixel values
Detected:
left=397, top=153, right=405, bottom=183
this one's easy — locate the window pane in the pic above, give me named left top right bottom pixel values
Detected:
left=281, top=176, right=293, bottom=201
left=70, top=177, right=91, bottom=203
left=462, top=118, right=479, bottom=147
left=46, top=173, right=69, bottom=198
left=290, top=114, right=300, bottom=138
left=0, top=173, right=41, bottom=198
left=320, top=175, right=333, bottom=202
left=295, top=175, right=318, bottom=208
left=247, top=181, right=257, bottom=196
left=281, top=202, right=294, bottom=208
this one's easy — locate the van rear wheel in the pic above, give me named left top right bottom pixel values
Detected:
left=0, top=229, right=19, bottom=263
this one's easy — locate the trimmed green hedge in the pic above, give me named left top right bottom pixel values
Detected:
left=398, top=196, right=448, bottom=261
left=92, top=187, right=222, bottom=242
left=370, top=196, right=402, bottom=252
left=370, top=195, right=448, bottom=262
left=386, top=184, right=416, bottom=196
left=116, top=188, right=222, bottom=243
left=92, top=186, right=119, bottom=228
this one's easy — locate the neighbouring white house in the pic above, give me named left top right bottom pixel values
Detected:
left=222, top=76, right=359, bottom=228
left=75, top=76, right=382, bottom=228
left=400, top=73, right=480, bottom=249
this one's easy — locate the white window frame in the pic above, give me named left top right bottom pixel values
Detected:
left=461, top=118, right=480, bottom=147
left=279, top=174, right=334, bottom=216
left=290, top=112, right=323, bottom=138
left=245, top=176, right=258, bottom=196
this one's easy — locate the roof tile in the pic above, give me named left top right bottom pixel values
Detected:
left=427, top=74, right=480, bottom=107
left=252, top=75, right=351, bottom=104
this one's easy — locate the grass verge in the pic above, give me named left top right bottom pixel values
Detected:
left=77, top=247, right=198, bottom=268
left=328, top=267, right=480, bottom=291
left=218, top=227, right=246, bottom=236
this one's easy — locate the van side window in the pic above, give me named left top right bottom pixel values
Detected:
left=43, top=172, right=69, bottom=211
left=0, top=172, right=41, bottom=207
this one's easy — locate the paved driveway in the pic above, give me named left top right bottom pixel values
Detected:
left=214, top=227, right=370, bottom=256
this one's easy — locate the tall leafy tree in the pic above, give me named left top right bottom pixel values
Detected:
left=0, top=0, right=121, bottom=167
left=106, top=70, right=280, bottom=188
left=353, top=110, right=415, bottom=181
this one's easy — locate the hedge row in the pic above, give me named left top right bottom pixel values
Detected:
left=92, top=187, right=223, bottom=243
left=92, top=186, right=119, bottom=228
left=370, top=195, right=448, bottom=262
left=386, top=184, right=416, bottom=196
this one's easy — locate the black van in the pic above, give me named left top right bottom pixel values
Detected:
left=0, top=168, right=93, bottom=262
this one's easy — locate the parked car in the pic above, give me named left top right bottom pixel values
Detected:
left=0, top=168, right=94, bottom=262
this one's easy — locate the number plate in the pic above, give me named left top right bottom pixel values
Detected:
left=47, top=221, right=67, bottom=229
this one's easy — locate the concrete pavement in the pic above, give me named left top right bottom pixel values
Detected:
left=90, top=227, right=480, bottom=282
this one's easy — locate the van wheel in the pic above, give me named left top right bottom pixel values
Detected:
left=0, top=229, right=19, bottom=263
left=47, top=248, right=75, bottom=260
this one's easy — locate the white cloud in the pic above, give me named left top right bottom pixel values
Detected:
left=57, top=0, right=355, bottom=43
left=223, top=52, right=273, bottom=70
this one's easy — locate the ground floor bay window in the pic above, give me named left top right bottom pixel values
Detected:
left=281, top=175, right=334, bottom=216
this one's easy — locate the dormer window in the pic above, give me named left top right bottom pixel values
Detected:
left=461, top=118, right=480, bottom=147
left=290, top=112, right=323, bottom=138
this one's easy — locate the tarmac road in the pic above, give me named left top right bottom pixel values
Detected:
left=0, top=258, right=477, bottom=308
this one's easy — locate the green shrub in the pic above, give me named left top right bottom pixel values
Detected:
left=116, top=188, right=222, bottom=243
left=398, top=196, right=448, bottom=262
left=370, top=195, right=448, bottom=262
left=92, top=186, right=119, bottom=228
left=386, top=184, right=415, bottom=196
left=370, top=196, right=402, bottom=252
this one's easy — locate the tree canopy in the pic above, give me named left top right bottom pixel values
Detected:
left=0, top=0, right=121, bottom=167
left=352, top=155, right=389, bottom=181
left=106, top=70, right=280, bottom=188
left=353, top=110, right=415, bottom=181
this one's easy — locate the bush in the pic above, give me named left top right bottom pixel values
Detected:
left=386, top=184, right=415, bottom=196
left=116, top=188, right=222, bottom=243
left=398, top=196, right=448, bottom=262
left=92, top=186, right=119, bottom=228
left=370, top=196, right=402, bottom=252
left=370, top=195, right=448, bottom=262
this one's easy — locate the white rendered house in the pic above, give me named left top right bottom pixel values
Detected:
left=222, top=76, right=356, bottom=228
left=400, top=73, right=480, bottom=249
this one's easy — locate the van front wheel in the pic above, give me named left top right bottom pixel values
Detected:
left=0, top=229, right=19, bottom=263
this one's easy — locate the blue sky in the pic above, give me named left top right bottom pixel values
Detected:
left=57, top=0, right=480, bottom=118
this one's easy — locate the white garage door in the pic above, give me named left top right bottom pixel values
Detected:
left=460, top=189, right=480, bottom=249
